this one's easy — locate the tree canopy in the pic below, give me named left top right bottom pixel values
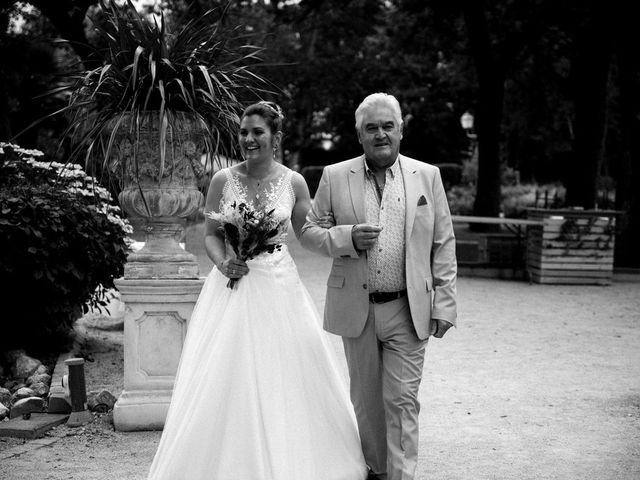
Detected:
left=1, top=0, right=638, bottom=266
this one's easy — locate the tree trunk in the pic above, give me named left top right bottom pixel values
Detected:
left=462, top=0, right=504, bottom=225
left=565, top=2, right=613, bottom=208
left=613, top=7, right=640, bottom=267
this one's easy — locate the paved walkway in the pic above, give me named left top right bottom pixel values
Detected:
left=1, top=226, right=639, bottom=479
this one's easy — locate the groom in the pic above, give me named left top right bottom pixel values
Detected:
left=300, top=92, right=457, bottom=480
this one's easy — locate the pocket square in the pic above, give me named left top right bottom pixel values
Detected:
left=417, top=195, right=428, bottom=206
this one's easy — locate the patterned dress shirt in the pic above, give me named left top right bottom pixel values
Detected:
left=364, top=157, right=407, bottom=293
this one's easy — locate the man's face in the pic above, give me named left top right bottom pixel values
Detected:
left=357, top=103, right=403, bottom=169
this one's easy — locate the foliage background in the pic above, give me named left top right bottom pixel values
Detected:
left=0, top=0, right=638, bottom=267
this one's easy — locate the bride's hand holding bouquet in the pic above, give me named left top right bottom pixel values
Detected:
left=206, top=201, right=286, bottom=289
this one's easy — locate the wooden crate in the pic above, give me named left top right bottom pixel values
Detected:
left=526, top=209, right=617, bottom=285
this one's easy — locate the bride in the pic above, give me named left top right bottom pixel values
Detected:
left=147, top=101, right=368, bottom=480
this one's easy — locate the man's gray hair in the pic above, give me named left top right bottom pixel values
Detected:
left=355, top=93, right=403, bottom=130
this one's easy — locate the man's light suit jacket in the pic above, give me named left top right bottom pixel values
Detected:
left=300, top=155, right=457, bottom=340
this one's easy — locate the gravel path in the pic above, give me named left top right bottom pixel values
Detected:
left=1, top=230, right=638, bottom=480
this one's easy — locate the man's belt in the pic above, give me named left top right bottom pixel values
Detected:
left=369, top=289, right=407, bottom=304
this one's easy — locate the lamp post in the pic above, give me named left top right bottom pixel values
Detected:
left=460, top=111, right=474, bottom=131
left=460, top=111, right=477, bottom=162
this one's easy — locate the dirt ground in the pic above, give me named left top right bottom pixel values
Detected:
left=1, top=235, right=639, bottom=480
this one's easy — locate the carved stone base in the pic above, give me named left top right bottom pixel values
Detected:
left=113, top=278, right=204, bottom=431
left=124, top=218, right=200, bottom=279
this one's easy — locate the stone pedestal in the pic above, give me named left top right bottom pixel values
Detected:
left=113, top=278, right=204, bottom=431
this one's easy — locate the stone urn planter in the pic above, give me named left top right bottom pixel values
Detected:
left=526, top=208, right=619, bottom=285
left=112, top=112, right=205, bottom=279
left=111, top=112, right=207, bottom=431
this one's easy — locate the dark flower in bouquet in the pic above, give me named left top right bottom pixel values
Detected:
left=206, top=202, right=286, bottom=289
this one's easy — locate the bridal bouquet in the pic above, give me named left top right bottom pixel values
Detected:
left=206, top=202, right=285, bottom=289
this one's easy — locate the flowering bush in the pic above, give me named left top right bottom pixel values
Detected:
left=0, top=143, right=132, bottom=351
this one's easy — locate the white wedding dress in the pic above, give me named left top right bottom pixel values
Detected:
left=148, top=168, right=368, bottom=480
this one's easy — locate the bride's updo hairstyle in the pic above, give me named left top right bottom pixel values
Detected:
left=241, top=101, right=285, bottom=135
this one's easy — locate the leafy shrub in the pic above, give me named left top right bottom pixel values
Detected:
left=446, top=185, right=475, bottom=215
left=0, top=143, right=132, bottom=352
left=501, top=167, right=520, bottom=186
left=447, top=182, right=567, bottom=217
left=500, top=184, right=539, bottom=217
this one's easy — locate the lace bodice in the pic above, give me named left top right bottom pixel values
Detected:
left=220, top=167, right=295, bottom=244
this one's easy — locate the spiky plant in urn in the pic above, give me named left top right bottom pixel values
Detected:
left=59, top=0, right=268, bottom=279
left=50, top=0, right=270, bottom=431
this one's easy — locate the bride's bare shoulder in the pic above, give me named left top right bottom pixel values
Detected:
left=228, top=162, right=248, bottom=176
left=289, top=170, right=310, bottom=197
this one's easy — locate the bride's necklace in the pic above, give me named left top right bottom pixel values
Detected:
left=247, top=164, right=277, bottom=187
left=245, top=163, right=279, bottom=200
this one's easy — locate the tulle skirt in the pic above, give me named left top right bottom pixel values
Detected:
left=148, top=246, right=368, bottom=480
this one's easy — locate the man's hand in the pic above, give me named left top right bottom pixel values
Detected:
left=431, top=319, right=453, bottom=338
left=317, top=213, right=336, bottom=229
left=351, top=224, right=383, bottom=251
